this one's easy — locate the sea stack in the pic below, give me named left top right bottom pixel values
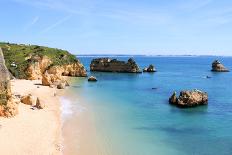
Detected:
left=143, top=64, right=156, bottom=72
left=90, top=58, right=141, bottom=73
left=211, top=60, right=229, bottom=72
left=88, top=76, right=97, bottom=82
left=0, top=48, right=18, bottom=117
left=169, top=89, right=208, bottom=108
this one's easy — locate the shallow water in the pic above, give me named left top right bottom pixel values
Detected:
left=63, top=56, right=232, bottom=155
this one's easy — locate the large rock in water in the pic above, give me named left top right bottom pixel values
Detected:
left=90, top=58, right=141, bottom=73
left=169, top=90, right=208, bottom=108
left=0, top=48, right=18, bottom=117
left=211, top=60, right=229, bottom=72
left=143, top=64, right=156, bottom=72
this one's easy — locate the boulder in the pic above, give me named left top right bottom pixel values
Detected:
left=57, top=82, right=66, bottom=89
left=143, top=64, right=156, bottom=72
left=20, top=94, right=37, bottom=106
left=169, top=90, right=208, bottom=108
left=42, top=72, right=62, bottom=86
left=36, top=98, right=45, bottom=109
left=88, top=76, right=97, bottom=82
left=211, top=60, right=229, bottom=72
left=90, top=58, right=141, bottom=73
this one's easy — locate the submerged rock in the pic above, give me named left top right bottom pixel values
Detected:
left=88, top=76, right=97, bottom=82
left=143, top=64, right=156, bottom=72
left=169, top=90, right=208, bottom=108
left=90, top=58, right=141, bottom=73
left=211, top=60, right=229, bottom=72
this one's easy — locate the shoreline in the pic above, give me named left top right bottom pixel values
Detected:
left=0, top=79, right=63, bottom=155
left=61, top=77, right=100, bottom=155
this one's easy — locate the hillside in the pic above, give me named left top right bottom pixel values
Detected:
left=0, top=42, right=86, bottom=79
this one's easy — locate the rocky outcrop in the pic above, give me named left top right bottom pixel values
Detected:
left=90, top=58, right=141, bottom=73
left=26, top=55, right=52, bottom=80
left=211, top=60, right=229, bottom=72
left=42, top=72, right=62, bottom=86
left=20, top=94, right=37, bottom=106
left=143, top=64, right=156, bottom=72
left=169, top=90, right=208, bottom=108
left=42, top=71, right=69, bottom=89
left=88, top=76, right=97, bottom=82
left=26, top=56, right=87, bottom=80
left=0, top=48, right=18, bottom=117
left=47, top=62, right=87, bottom=77
left=36, top=98, right=45, bottom=109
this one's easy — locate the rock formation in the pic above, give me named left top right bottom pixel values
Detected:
left=169, top=90, right=208, bottom=108
left=90, top=58, right=141, bottom=73
left=143, top=64, right=156, bottom=72
left=26, top=56, right=87, bottom=80
left=211, top=60, right=229, bottom=72
left=0, top=48, right=18, bottom=117
left=88, top=76, right=97, bottom=82
left=36, top=98, right=45, bottom=109
left=20, top=94, right=37, bottom=106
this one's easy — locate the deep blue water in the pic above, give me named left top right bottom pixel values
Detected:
left=70, top=56, right=232, bottom=155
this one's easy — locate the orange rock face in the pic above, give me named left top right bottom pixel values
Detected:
left=26, top=56, right=87, bottom=80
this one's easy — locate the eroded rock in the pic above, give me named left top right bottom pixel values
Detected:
left=143, top=64, right=156, bottom=72
left=90, top=58, right=141, bottom=73
left=88, top=76, right=97, bottom=82
left=169, top=90, right=208, bottom=108
left=211, top=60, right=229, bottom=72
left=20, top=94, right=37, bottom=106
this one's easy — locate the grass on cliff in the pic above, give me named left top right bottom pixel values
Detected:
left=0, top=42, right=78, bottom=79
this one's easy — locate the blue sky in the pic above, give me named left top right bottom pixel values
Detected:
left=1, top=0, right=232, bottom=55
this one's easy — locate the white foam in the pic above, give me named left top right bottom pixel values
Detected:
left=60, top=97, right=73, bottom=116
left=60, top=97, right=87, bottom=120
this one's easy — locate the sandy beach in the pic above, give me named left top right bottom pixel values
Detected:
left=0, top=80, right=62, bottom=155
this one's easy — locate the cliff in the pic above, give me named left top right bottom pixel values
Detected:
left=0, top=42, right=87, bottom=79
left=0, top=48, right=18, bottom=117
left=90, top=58, right=141, bottom=73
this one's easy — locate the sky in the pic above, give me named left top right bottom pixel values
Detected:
left=1, top=0, right=232, bottom=55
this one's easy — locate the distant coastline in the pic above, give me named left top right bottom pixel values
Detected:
left=76, top=54, right=232, bottom=57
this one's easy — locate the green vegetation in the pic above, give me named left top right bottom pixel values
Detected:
left=0, top=42, right=78, bottom=79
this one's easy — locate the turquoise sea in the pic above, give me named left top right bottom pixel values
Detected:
left=63, top=56, right=232, bottom=155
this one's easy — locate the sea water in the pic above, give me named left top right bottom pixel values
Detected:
left=63, top=56, right=232, bottom=155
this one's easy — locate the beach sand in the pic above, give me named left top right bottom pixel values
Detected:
left=0, top=79, right=62, bottom=155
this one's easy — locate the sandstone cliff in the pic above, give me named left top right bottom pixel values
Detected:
left=90, top=58, right=141, bottom=73
left=0, top=48, right=18, bottom=117
left=26, top=55, right=87, bottom=80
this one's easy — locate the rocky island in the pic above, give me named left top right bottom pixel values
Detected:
left=143, top=64, right=156, bottom=72
left=169, top=90, right=208, bottom=108
left=90, top=58, right=141, bottom=73
left=211, top=60, right=229, bottom=72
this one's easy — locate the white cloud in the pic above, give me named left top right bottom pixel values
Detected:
left=40, top=15, right=72, bottom=34
left=24, top=16, right=39, bottom=31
